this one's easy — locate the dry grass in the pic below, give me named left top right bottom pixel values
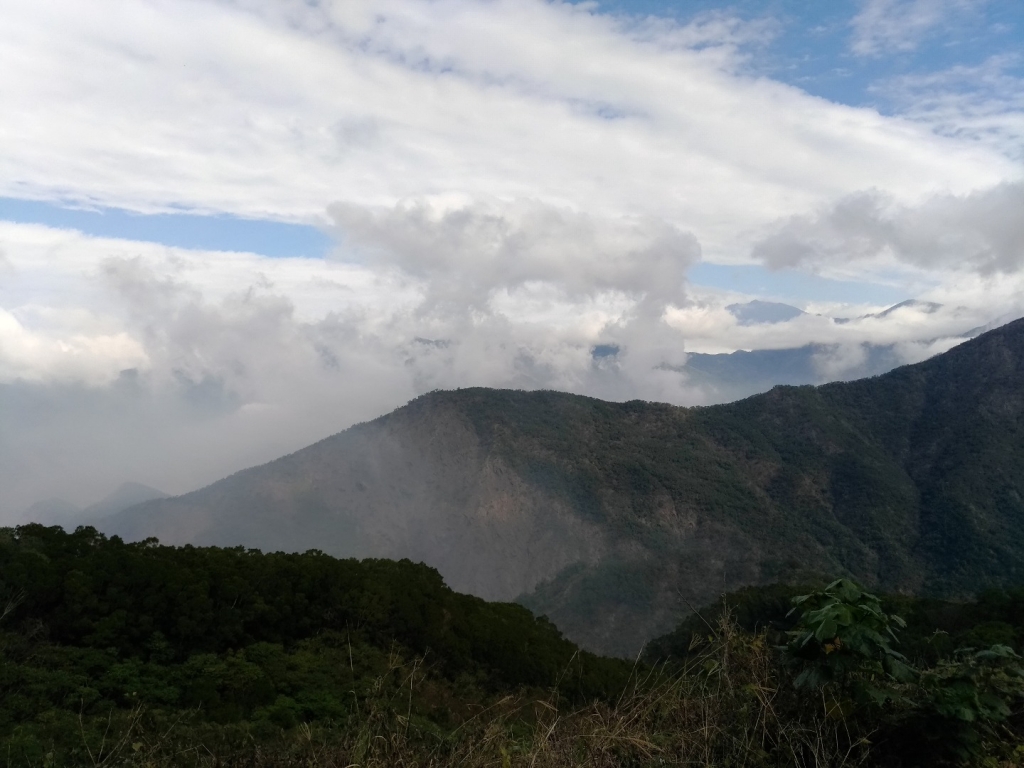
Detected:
left=51, top=614, right=872, bottom=768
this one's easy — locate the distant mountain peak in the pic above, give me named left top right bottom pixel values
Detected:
left=726, top=300, right=806, bottom=326
left=835, top=299, right=944, bottom=324
left=875, top=299, right=942, bottom=318
left=18, top=482, right=170, bottom=529
left=83, top=482, right=169, bottom=519
left=19, top=497, right=80, bottom=526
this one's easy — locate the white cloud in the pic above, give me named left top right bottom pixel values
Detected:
left=871, top=55, right=1024, bottom=161
left=662, top=300, right=997, bottom=354
left=0, top=217, right=700, bottom=512
left=3, top=214, right=1023, bottom=516
left=0, top=0, right=1015, bottom=263
left=850, top=0, right=986, bottom=56
left=750, top=182, right=1024, bottom=276
left=0, top=307, right=147, bottom=385
left=328, top=199, right=699, bottom=311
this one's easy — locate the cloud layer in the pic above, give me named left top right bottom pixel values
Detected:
left=1, top=0, right=1015, bottom=261
left=3, top=204, right=1021, bottom=516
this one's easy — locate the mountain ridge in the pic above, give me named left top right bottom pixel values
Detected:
left=101, top=318, right=1024, bottom=656
left=17, top=482, right=167, bottom=529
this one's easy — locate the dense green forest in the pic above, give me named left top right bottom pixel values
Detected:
left=6, top=525, right=1024, bottom=766
left=473, top=318, right=1024, bottom=650
left=0, top=524, right=627, bottom=765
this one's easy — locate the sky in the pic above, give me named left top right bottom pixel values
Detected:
left=1, top=0, right=1022, bottom=516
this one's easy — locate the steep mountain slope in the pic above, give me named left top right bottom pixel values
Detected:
left=103, top=397, right=609, bottom=605
left=102, top=319, right=1024, bottom=656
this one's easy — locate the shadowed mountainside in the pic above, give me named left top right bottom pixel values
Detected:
left=102, top=319, right=1024, bottom=656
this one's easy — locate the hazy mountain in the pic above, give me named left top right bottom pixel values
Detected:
left=82, top=482, right=168, bottom=519
left=19, top=498, right=80, bottom=528
left=875, top=299, right=942, bottom=318
left=694, top=301, right=963, bottom=402
left=103, top=319, right=1024, bottom=656
left=727, top=298, right=943, bottom=328
left=683, top=342, right=908, bottom=402
left=726, top=300, right=806, bottom=325
left=19, top=482, right=167, bottom=530
left=834, top=299, right=943, bottom=325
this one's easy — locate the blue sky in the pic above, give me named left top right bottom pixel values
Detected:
left=0, top=196, right=910, bottom=304
left=598, top=0, right=1023, bottom=109
left=0, top=197, right=333, bottom=259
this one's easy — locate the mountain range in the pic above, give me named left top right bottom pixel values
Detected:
left=684, top=299, right=992, bottom=403
left=683, top=343, right=912, bottom=402
left=98, top=318, right=1024, bottom=656
left=19, top=482, right=167, bottom=528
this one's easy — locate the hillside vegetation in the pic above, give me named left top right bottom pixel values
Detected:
left=7, top=527, right=1024, bottom=766
left=101, top=319, right=1024, bottom=656
left=0, top=524, right=627, bottom=763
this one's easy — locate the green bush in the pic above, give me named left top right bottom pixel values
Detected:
left=784, top=578, right=913, bottom=703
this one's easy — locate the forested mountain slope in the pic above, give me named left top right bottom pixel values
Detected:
left=102, top=319, right=1024, bottom=656
left=0, top=525, right=627, bottom=762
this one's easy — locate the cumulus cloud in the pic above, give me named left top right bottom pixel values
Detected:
left=751, top=182, right=1024, bottom=275
left=326, top=199, right=705, bottom=402
left=0, top=310, right=145, bottom=385
left=0, top=217, right=700, bottom=514
left=329, top=199, right=699, bottom=310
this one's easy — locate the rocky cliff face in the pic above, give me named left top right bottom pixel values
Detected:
left=103, top=319, right=1024, bottom=657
